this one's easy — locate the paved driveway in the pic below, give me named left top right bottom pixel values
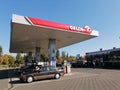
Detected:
left=0, top=69, right=11, bottom=90
left=9, top=68, right=120, bottom=90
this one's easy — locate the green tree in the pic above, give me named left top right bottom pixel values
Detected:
left=23, top=53, right=29, bottom=64
left=0, top=45, right=2, bottom=64
left=2, top=54, right=9, bottom=65
left=15, top=53, right=24, bottom=66
left=68, top=56, right=76, bottom=62
left=41, top=54, right=48, bottom=62
left=8, top=55, right=15, bottom=67
left=20, top=56, right=24, bottom=64
left=0, top=54, right=15, bottom=67
left=61, top=51, right=66, bottom=60
left=0, top=55, right=3, bottom=64
left=0, top=45, right=2, bottom=57
left=16, top=53, right=21, bottom=61
left=56, top=49, right=60, bottom=59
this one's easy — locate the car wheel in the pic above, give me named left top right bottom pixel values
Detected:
left=55, top=74, right=60, bottom=79
left=27, top=76, right=33, bottom=83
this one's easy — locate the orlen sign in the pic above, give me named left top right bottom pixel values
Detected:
left=27, top=16, right=92, bottom=35
left=69, top=25, right=92, bottom=34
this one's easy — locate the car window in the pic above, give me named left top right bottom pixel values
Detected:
left=41, top=66, right=56, bottom=72
left=41, top=67, right=47, bottom=72
left=49, top=67, right=56, bottom=71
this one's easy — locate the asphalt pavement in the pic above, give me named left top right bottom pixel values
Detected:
left=1, top=68, right=120, bottom=90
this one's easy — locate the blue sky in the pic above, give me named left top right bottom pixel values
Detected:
left=0, top=0, right=120, bottom=56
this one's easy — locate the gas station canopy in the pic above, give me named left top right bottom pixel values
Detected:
left=10, top=14, right=99, bottom=53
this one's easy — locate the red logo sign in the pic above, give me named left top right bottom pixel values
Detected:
left=69, top=25, right=92, bottom=34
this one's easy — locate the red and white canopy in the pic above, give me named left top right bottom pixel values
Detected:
left=10, top=14, right=99, bottom=53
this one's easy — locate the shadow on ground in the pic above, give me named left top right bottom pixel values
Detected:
left=9, top=77, right=56, bottom=85
left=0, top=69, right=10, bottom=79
left=0, top=69, right=19, bottom=79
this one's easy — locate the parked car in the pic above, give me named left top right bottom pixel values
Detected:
left=14, top=64, right=42, bottom=75
left=20, top=66, right=64, bottom=83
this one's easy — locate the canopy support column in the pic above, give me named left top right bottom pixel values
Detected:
left=26, top=52, right=33, bottom=65
left=48, top=39, right=56, bottom=67
left=35, top=47, right=41, bottom=64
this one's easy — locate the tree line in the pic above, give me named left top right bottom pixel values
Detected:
left=0, top=45, right=27, bottom=67
left=0, top=45, right=76, bottom=67
left=56, top=50, right=76, bottom=63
